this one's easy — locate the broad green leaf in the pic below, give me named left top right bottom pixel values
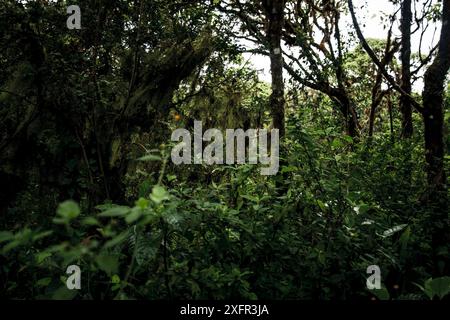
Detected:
left=371, top=286, right=390, bottom=300
left=2, top=240, right=22, bottom=253
left=135, top=197, right=149, bottom=209
left=36, top=277, right=52, bottom=287
left=56, top=201, right=80, bottom=220
left=32, top=231, right=53, bottom=242
left=95, top=254, right=119, bottom=276
left=82, top=217, right=100, bottom=226
left=331, top=138, right=344, bottom=149
left=36, top=251, right=52, bottom=264
left=343, top=135, right=353, bottom=143
left=240, top=194, right=258, bottom=202
left=99, top=206, right=130, bottom=217
left=424, top=277, right=450, bottom=300
left=95, top=203, right=115, bottom=211
left=0, top=231, right=14, bottom=243
left=150, top=185, right=169, bottom=204
left=51, top=286, right=78, bottom=300
left=125, top=208, right=143, bottom=224
left=167, top=174, right=177, bottom=182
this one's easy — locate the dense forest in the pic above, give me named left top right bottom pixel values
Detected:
left=0, top=0, right=449, bottom=300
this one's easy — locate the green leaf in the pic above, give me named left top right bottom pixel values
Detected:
left=424, top=277, right=450, bottom=300
left=371, top=286, right=390, bottom=300
left=138, top=154, right=161, bottom=162
left=99, top=206, right=130, bottom=217
left=342, top=135, right=354, bottom=143
left=111, top=274, right=121, bottom=284
left=135, top=197, right=149, bottom=209
left=167, top=174, right=177, bottom=182
left=280, top=165, right=297, bottom=173
left=51, top=286, right=78, bottom=300
left=150, top=185, right=169, bottom=204
left=36, top=251, right=52, bottom=264
left=36, top=277, right=52, bottom=287
left=82, top=217, right=100, bottom=226
left=2, top=240, right=22, bottom=253
left=240, top=194, right=258, bottom=202
left=56, top=201, right=80, bottom=220
left=95, top=254, right=119, bottom=276
left=331, top=138, right=344, bottom=149
left=32, top=231, right=53, bottom=242
left=95, top=203, right=115, bottom=211
left=125, top=207, right=143, bottom=224
left=0, top=231, right=14, bottom=243
left=317, top=200, right=327, bottom=212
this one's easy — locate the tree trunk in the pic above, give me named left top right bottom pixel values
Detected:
left=263, top=0, right=286, bottom=138
left=340, top=95, right=359, bottom=138
left=400, top=0, right=413, bottom=138
left=329, top=88, right=359, bottom=137
left=388, top=94, right=394, bottom=142
left=422, top=0, right=450, bottom=276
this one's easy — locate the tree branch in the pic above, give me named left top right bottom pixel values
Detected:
left=347, top=0, right=424, bottom=114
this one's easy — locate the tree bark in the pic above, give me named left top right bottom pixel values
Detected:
left=336, top=92, right=359, bottom=137
left=423, top=1, right=450, bottom=189
left=400, top=0, right=413, bottom=138
left=263, top=0, right=286, bottom=137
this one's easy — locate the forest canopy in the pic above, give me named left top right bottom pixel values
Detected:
left=0, top=0, right=449, bottom=301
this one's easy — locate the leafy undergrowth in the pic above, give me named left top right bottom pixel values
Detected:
left=1, top=128, right=448, bottom=300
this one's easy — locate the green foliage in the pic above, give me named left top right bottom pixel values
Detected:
left=1, top=124, right=445, bottom=299
left=416, top=277, right=450, bottom=300
left=0, top=0, right=448, bottom=301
